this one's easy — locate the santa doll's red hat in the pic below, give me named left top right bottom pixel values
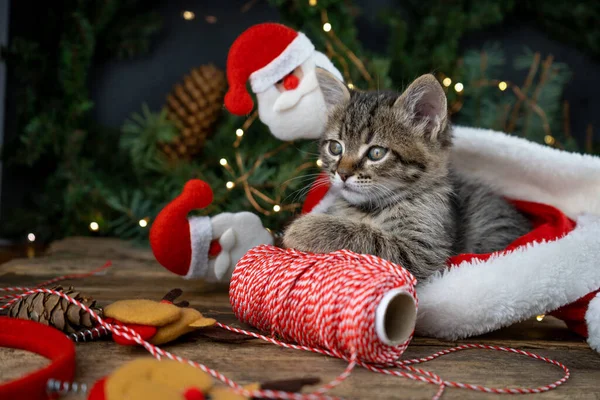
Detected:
left=224, top=23, right=315, bottom=116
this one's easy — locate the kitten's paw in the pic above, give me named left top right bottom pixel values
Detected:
left=283, top=215, right=327, bottom=252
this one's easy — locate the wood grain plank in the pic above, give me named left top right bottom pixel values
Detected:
left=1, top=237, right=599, bottom=399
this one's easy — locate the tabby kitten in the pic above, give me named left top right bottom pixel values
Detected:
left=283, top=71, right=531, bottom=281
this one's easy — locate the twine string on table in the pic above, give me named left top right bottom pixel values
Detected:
left=0, top=250, right=570, bottom=400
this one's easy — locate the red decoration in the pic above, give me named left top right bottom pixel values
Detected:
left=301, top=172, right=330, bottom=214
left=208, top=240, right=222, bottom=257
left=183, top=387, right=206, bottom=400
left=283, top=74, right=300, bottom=90
left=150, top=179, right=214, bottom=276
left=0, top=317, right=76, bottom=400
left=87, top=377, right=107, bottom=400
left=103, top=317, right=158, bottom=346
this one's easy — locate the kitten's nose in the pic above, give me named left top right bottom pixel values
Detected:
left=338, top=171, right=351, bottom=182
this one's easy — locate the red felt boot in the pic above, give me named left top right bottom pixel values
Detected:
left=150, top=180, right=213, bottom=277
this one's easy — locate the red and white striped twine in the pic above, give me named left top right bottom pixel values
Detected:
left=0, top=248, right=570, bottom=399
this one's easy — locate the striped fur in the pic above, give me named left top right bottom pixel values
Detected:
left=283, top=73, right=531, bottom=281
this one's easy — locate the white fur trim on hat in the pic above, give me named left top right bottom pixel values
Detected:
left=451, top=126, right=600, bottom=219
left=415, top=214, right=600, bottom=339
left=586, top=293, right=600, bottom=352
left=250, top=32, right=315, bottom=94
left=186, top=216, right=212, bottom=279
left=313, top=51, right=344, bottom=82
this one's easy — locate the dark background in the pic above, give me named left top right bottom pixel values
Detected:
left=2, top=0, right=599, bottom=229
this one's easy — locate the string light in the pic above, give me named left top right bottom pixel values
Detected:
left=316, top=159, right=323, bottom=167
left=219, top=111, right=307, bottom=217
left=454, top=82, right=464, bottom=93
left=544, top=135, right=555, bottom=145
left=442, top=77, right=452, bottom=87
left=139, top=219, right=149, bottom=228
left=536, top=314, right=545, bottom=322
left=309, top=0, right=317, bottom=5
left=347, top=83, right=355, bottom=90
left=323, top=23, right=332, bottom=32
left=89, top=222, right=99, bottom=232
left=498, top=81, right=508, bottom=91
left=182, top=11, right=195, bottom=20
left=27, top=233, right=36, bottom=242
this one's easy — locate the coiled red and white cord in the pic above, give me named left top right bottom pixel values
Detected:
left=0, top=249, right=570, bottom=400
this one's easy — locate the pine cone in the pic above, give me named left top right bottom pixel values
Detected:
left=7, top=286, right=101, bottom=333
left=162, top=64, right=226, bottom=159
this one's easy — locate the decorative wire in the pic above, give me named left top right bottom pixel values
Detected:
left=46, top=379, right=88, bottom=395
left=68, top=326, right=111, bottom=342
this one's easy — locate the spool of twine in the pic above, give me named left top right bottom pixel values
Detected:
left=230, top=245, right=418, bottom=364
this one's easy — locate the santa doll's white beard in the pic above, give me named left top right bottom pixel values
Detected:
left=257, top=77, right=327, bottom=141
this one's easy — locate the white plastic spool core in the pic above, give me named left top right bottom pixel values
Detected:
left=375, top=288, right=417, bottom=346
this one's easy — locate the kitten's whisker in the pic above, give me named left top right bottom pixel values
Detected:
left=285, top=179, right=330, bottom=204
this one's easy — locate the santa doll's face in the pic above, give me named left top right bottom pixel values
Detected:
left=256, top=58, right=328, bottom=141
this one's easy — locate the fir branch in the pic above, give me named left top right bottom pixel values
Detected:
left=120, top=104, right=177, bottom=175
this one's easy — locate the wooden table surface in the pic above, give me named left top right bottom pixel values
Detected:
left=1, top=237, right=599, bottom=399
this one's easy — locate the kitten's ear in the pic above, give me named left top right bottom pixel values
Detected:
left=316, top=68, right=350, bottom=111
left=394, top=74, right=448, bottom=141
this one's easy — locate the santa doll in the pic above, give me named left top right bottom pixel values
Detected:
left=150, top=24, right=344, bottom=281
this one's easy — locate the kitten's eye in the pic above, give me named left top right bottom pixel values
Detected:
left=328, top=141, right=343, bottom=156
left=367, top=146, right=387, bottom=161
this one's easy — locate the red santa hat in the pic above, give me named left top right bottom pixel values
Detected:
left=225, top=23, right=315, bottom=116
